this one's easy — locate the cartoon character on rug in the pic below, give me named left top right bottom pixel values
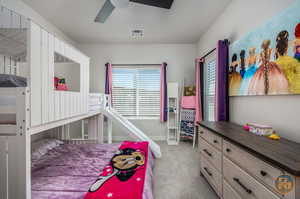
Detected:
left=85, top=146, right=146, bottom=199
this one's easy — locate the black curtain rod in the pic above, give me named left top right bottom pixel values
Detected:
left=200, top=39, right=230, bottom=60
left=201, top=48, right=216, bottom=60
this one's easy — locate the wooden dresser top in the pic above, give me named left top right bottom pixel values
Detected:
left=199, top=121, right=300, bottom=176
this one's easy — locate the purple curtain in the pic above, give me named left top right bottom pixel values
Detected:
left=160, top=63, right=168, bottom=122
left=105, top=63, right=112, bottom=95
left=215, top=40, right=230, bottom=121
left=105, top=63, right=113, bottom=106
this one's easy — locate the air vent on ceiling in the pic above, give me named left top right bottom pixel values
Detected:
left=131, top=29, right=144, bottom=39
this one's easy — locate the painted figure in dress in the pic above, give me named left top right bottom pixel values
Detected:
left=240, top=50, right=246, bottom=78
left=275, top=30, right=300, bottom=94
left=239, top=47, right=258, bottom=95
left=248, top=39, right=288, bottom=95
left=229, top=53, right=242, bottom=96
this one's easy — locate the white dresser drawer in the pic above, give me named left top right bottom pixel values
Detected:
left=223, top=180, right=242, bottom=199
left=201, top=156, right=222, bottom=197
left=198, top=126, right=222, bottom=150
left=199, top=138, right=222, bottom=172
left=223, top=157, right=281, bottom=199
left=223, top=140, right=296, bottom=198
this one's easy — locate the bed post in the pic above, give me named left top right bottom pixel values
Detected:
left=85, top=114, right=104, bottom=143
left=8, top=88, right=31, bottom=199
left=97, top=114, right=104, bottom=144
left=88, top=117, right=96, bottom=140
left=106, top=95, right=113, bottom=144
left=107, top=119, right=113, bottom=144
left=81, top=120, right=85, bottom=139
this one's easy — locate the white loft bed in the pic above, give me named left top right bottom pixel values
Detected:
left=0, top=6, right=103, bottom=199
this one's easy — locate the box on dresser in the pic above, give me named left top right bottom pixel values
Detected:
left=198, top=121, right=300, bottom=199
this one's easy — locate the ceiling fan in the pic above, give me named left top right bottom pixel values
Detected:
left=95, top=0, right=174, bottom=23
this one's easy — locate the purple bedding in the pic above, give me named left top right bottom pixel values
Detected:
left=31, top=142, right=154, bottom=199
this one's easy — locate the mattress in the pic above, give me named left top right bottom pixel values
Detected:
left=31, top=142, right=155, bottom=199
left=0, top=115, right=16, bottom=125
left=0, top=74, right=27, bottom=87
left=0, top=121, right=16, bottom=125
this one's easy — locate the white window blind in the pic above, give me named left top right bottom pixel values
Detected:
left=112, top=67, right=161, bottom=118
left=204, top=59, right=216, bottom=121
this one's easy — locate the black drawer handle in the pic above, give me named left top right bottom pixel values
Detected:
left=260, top=170, right=268, bottom=177
left=226, top=148, right=231, bottom=153
left=204, top=167, right=212, bottom=176
left=233, top=178, right=252, bottom=194
left=203, top=149, right=212, bottom=157
left=213, top=140, right=218, bottom=144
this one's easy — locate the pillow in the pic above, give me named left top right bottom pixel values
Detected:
left=31, top=139, right=64, bottom=161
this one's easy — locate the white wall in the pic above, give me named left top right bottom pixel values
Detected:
left=79, top=43, right=197, bottom=140
left=1, top=0, right=77, bottom=47
left=79, top=44, right=197, bottom=93
left=197, top=0, right=300, bottom=143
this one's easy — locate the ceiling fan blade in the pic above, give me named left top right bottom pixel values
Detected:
left=129, top=0, right=174, bottom=9
left=95, top=0, right=115, bottom=23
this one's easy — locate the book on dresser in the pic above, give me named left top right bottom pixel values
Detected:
left=198, top=121, right=300, bottom=199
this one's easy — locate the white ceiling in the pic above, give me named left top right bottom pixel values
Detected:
left=22, top=0, right=232, bottom=44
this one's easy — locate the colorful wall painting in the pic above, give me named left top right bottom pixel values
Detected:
left=229, top=0, right=300, bottom=96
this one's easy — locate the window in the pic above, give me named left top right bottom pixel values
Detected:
left=204, top=57, right=216, bottom=121
left=112, top=67, right=161, bottom=119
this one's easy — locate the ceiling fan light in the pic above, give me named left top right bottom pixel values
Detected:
left=110, top=0, right=129, bottom=8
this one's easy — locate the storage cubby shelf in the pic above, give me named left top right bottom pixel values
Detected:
left=167, top=82, right=179, bottom=145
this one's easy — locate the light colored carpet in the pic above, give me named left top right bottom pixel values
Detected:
left=153, top=142, right=219, bottom=199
